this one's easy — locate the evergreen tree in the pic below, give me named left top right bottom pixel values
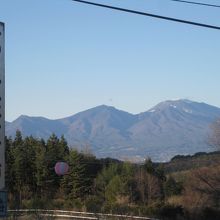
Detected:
left=34, top=138, right=48, bottom=197
left=164, top=176, right=183, bottom=198
left=43, top=134, right=63, bottom=198
left=144, top=158, right=155, bottom=175
left=59, top=135, right=69, bottom=160
left=12, top=130, right=25, bottom=207
left=22, top=136, right=38, bottom=193
left=5, top=136, right=16, bottom=195
left=105, top=175, right=125, bottom=204
left=62, top=150, right=89, bottom=202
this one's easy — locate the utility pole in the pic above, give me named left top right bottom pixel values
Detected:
left=0, top=21, right=7, bottom=217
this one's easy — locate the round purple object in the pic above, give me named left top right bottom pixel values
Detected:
left=55, top=162, right=69, bottom=176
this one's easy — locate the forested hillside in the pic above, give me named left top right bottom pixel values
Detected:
left=5, top=131, right=220, bottom=220
left=162, top=151, right=220, bottom=173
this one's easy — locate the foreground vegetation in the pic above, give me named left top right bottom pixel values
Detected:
left=5, top=130, right=220, bottom=220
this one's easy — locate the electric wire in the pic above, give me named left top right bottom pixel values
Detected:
left=170, top=0, right=220, bottom=8
left=71, top=0, right=220, bottom=30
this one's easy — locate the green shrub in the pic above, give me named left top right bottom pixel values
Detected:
left=85, top=196, right=103, bottom=213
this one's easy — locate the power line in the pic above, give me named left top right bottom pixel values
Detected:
left=71, top=0, right=220, bottom=30
left=170, top=0, right=220, bottom=8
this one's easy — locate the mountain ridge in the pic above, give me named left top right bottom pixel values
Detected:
left=6, top=99, right=220, bottom=161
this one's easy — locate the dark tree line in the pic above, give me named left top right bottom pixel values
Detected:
left=5, top=130, right=220, bottom=220
left=5, top=131, right=178, bottom=210
left=6, top=131, right=103, bottom=209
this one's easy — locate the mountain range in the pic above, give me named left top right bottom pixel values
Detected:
left=6, top=99, right=220, bottom=161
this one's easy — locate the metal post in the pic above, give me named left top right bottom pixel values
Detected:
left=0, top=22, right=7, bottom=218
left=0, top=22, right=5, bottom=190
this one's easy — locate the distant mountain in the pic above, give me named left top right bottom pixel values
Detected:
left=6, top=100, right=220, bottom=161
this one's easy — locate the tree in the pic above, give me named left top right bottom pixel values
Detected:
left=34, top=134, right=69, bottom=199
left=34, top=138, right=48, bottom=197
left=182, top=166, right=220, bottom=211
left=12, top=131, right=25, bottom=207
left=164, top=176, right=182, bottom=198
left=5, top=136, right=17, bottom=207
left=22, top=136, right=37, bottom=193
left=58, top=135, right=69, bottom=159
left=144, top=158, right=155, bottom=175
left=105, top=175, right=125, bottom=204
left=12, top=134, right=38, bottom=203
left=61, top=150, right=90, bottom=203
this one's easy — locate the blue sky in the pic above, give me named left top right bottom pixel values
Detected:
left=0, top=0, right=220, bottom=121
